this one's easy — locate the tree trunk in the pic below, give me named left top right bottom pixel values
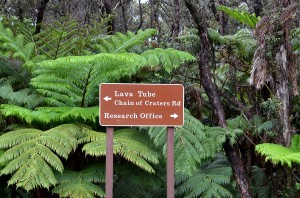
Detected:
left=277, top=1, right=298, bottom=147
left=171, top=0, right=180, bottom=40
left=35, top=0, right=50, bottom=34
left=136, top=0, right=143, bottom=31
left=17, top=0, right=24, bottom=21
left=150, top=0, right=160, bottom=33
left=184, top=1, right=252, bottom=197
left=120, top=0, right=128, bottom=32
left=103, top=0, right=115, bottom=34
left=218, top=0, right=228, bottom=35
left=253, top=0, right=262, bottom=16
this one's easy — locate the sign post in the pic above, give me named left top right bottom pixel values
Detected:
left=105, top=127, right=114, bottom=198
left=167, top=127, right=175, bottom=198
left=100, top=83, right=184, bottom=198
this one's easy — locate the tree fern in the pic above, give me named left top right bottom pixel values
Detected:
left=30, top=53, right=144, bottom=107
left=256, top=135, right=300, bottom=167
left=217, top=6, right=260, bottom=29
left=79, top=128, right=159, bottom=173
left=208, top=28, right=257, bottom=62
left=176, top=154, right=233, bottom=198
left=0, top=124, right=82, bottom=191
left=53, top=164, right=105, bottom=198
left=179, top=27, right=257, bottom=62
left=147, top=110, right=243, bottom=175
left=30, top=50, right=194, bottom=107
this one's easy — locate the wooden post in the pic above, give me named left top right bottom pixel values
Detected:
left=105, top=126, right=114, bottom=198
left=167, top=127, right=175, bottom=198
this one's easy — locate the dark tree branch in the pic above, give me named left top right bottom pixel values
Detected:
left=35, top=0, right=50, bottom=34
left=120, top=0, right=128, bottom=32
left=136, top=0, right=143, bottom=31
left=253, top=0, right=262, bottom=16
left=17, top=0, right=24, bottom=21
left=171, top=0, right=180, bottom=40
left=103, top=0, right=115, bottom=34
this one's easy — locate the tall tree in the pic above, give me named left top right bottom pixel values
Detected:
left=183, top=0, right=252, bottom=197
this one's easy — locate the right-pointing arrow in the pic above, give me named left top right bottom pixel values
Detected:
left=103, top=96, right=112, bottom=102
left=170, top=113, right=178, bottom=119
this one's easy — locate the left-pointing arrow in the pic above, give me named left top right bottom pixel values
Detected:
left=103, top=96, right=112, bottom=101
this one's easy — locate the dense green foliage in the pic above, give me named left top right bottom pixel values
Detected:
left=1, top=0, right=300, bottom=197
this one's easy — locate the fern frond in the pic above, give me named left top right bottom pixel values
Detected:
left=250, top=166, right=274, bottom=198
left=290, top=135, right=300, bottom=151
left=93, top=29, right=156, bottom=53
left=0, top=22, right=35, bottom=63
left=0, top=104, right=99, bottom=124
left=226, top=115, right=249, bottom=131
left=8, top=154, right=57, bottom=190
left=141, top=48, right=196, bottom=72
left=255, top=137, right=300, bottom=167
left=34, top=18, right=81, bottom=59
left=0, top=124, right=82, bottom=191
left=176, top=155, right=233, bottom=198
left=0, top=104, right=50, bottom=124
left=208, top=28, right=257, bottom=61
left=0, top=83, right=43, bottom=108
left=148, top=110, right=234, bottom=175
left=80, top=128, right=159, bottom=173
left=53, top=164, right=105, bottom=198
left=217, top=6, right=260, bottom=29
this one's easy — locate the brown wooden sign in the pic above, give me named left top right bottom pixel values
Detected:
left=100, top=83, right=184, bottom=126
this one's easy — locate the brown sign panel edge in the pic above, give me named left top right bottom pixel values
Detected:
left=99, top=83, right=184, bottom=127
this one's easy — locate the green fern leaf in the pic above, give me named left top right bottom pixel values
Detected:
left=93, top=29, right=156, bottom=53
left=53, top=164, right=105, bottom=198
left=291, top=134, right=300, bottom=151
left=148, top=110, right=232, bottom=175
left=255, top=142, right=300, bottom=167
left=141, top=48, right=196, bottom=72
left=0, top=104, right=99, bottom=124
left=217, top=6, right=260, bottom=29
left=0, top=124, right=82, bottom=191
left=80, top=129, right=159, bottom=173
left=34, top=18, right=82, bottom=59
left=0, top=21, right=35, bottom=63
left=31, top=53, right=144, bottom=106
left=250, top=166, right=274, bottom=198
left=176, top=155, right=233, bottom=198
